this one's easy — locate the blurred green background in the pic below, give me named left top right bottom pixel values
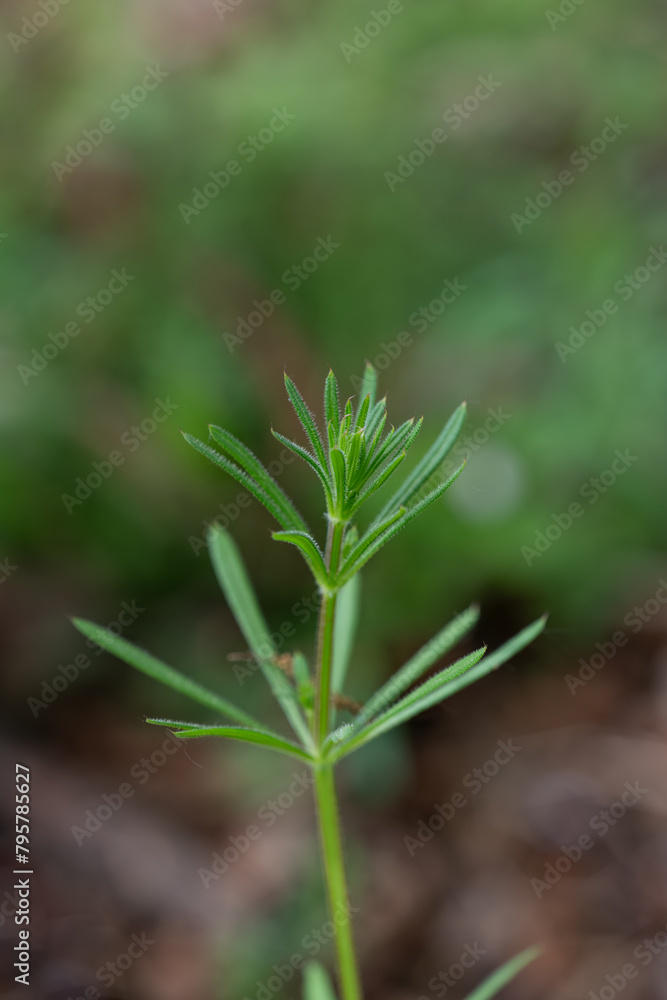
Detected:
left=1, top=0, right=667, bottom=997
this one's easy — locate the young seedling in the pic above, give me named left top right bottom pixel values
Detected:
left=73, top=365, right=545, bottom=1000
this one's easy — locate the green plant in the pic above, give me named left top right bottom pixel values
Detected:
left=73, top=365, right=545, bottom=1000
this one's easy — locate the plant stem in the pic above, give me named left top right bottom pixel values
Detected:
left=313, top=763, right=362, bottom=1000
left=314, top=519, right=345, bottom=744
left=314, top=590, right=337, bottom=744
left=312, top=518, right=362, bottom=997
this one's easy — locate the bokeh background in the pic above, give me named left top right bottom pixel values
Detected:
left=2, top=0, right=667, bottom=997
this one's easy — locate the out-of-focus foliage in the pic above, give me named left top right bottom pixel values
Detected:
left=1, top=0, right=665, bottom=700
left=2, top=5, right=666, bottom=998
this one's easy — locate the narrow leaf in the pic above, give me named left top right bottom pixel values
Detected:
left=354, top=394, right=371, bottom=433
left=341, top=399, right=353, bottom=437
left=291, top=655, right=314, bottom=714
left=332, top=574, right=361, bottom=697
left=362, top=646, right=486, bottom=732
left=324, top=370, right=340, bottom=436
left=337, top=462, right=465, bottom=585
left=330, top=647, right=486, bottom=760
left=303, top=962, right=338, bottom=1000
left=326, top=418, right=337, bottom=452
left=375, top=401, right=466, bottom=522
left=272, top=531, right=330, bottom=588
left=336, top=507, right=405, bottom=584
left=356, top=363, right=378, bottom=413
left=359, top=647, right=486, bottom=737
left=271, top=429, right=333, bottom=510
left=208, top=527, right=313, bottom=746
left=366, top=402, right=387, bottom=445
left=389, top=614, right=546, bottom=715
left=330, top=448, right=346, bottom=512
left=146, top=717, right=209, bottom=729
left=402, top=415, right=423, bottom=453
left=209, top=528, right=274, bottom=662
left=473, top=614, right=548, bottom=674
left=355, top=604, right=480, bottom=728
left=346, top=431, right=364, bottom=484
left=464, top=947, right=540, bottom=1000
left=292, top=653, right=311, bottom=687
left=374, top=425, right=395, bottom=464
left=183, top=433, right=298, bottom=532
left=170, top=725, right=315, bottom=762
left=353, top=452, right=406, bottom=509
left=332, top=615, right=547, bottom=761
left=285, top=374, right=327, bottom=468
left=71, top=618, right=260, bottom=728
left=208, top=425, right=308, bottom=533
left=372, top=418, right=415, bottom=466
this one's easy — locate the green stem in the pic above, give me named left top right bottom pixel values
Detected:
left=313, top=763, right=362, bottom=1000
left=314, top=591, right=337, bottom=744
left=311, top=518, right=362, bottom=997
left=314, top=519, right=345, bottom=745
